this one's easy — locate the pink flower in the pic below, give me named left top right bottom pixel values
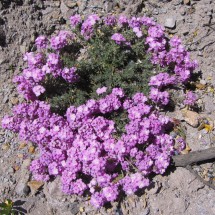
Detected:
left=96, top=87, right=107, bottom=95
left=111, top=33, right=126, bottom=44
left=32, top=85, right=45, bottom=97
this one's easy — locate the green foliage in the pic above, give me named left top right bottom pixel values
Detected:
left=0, top=199, right=14, bottom=215
left=42, top=24, right=164, bottom=116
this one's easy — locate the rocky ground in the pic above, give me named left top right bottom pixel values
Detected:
left=0, top=0, right=215, bottom=214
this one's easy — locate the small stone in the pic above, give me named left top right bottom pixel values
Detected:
left=206, top=11, right=212, bottom=16
left=69, top=202, right=79, bottom=215
left=22, top=159, right=31, bottom=168
left=8, top=167, right=14, bottom=174
left=105, top=2, right=114, bottom=13
left=195, top=83, right=206, bottom=90
left=28, top=146, right=35, bottom=154
left=10, top=97, right=19, bottom=105
left=159, top=8, right=167, bottom=14
left=153, top=9, right=159, bottom=15
left=42, top=7, right=53, bottom=15
left=79, top=207, right=84, bottom=212
left=2, top=143, right=10, bottom=151
left=198, top=51, right=203, bottom=56
left=179, top=8, right=186, bottom=16
left=63, top=0, right=77, bottom=8
left=200, top=79, right=207, bottom=85
left=183, top=0, right=190, bottom=5
left=165, top=17, right=176, bottom=29
left=16, top=183, right=30, bottom=196
left=182, top=110, right=200, bottom=127
left=54, top=0, right=60, bottom=7
left=3, top=95, right=9, bottom=103
left=60, top=1, right=72, bottom=20
left=17, top=154, right=24, bottom=159
left=20, top=45, right=27, bottom=54
left=14, top=165, right=20, bottom=171
left=173, top=0, right=183, bottom=6
left=27, top=180, right=44, bottom=194
left=19, top=142, right=27, bottom=149
left=140, top=208, right=150, bottom=215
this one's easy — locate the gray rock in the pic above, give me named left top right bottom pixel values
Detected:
left=153, top=9, right=159, bottom=15
left=3, top=94, right=9, bottom=103
left=42, top=7, right=53, bottom=15
left=63, top=0, right=77, bottom=8
left=179, top=8, right=186, bottom=15
left=68, top=202, right=79, bottom=215
left=60, top=1, right=73, bottom=20
left=43, top=177, right=65, bottom=201
left=159, top=8, right=167, bottom=14
left=16, top=182, right=30, bottom=196
left=140, top=208, right=150, bottom=215
left=8, top=167, right=14, bottom=174
left=164, top=17, right=176, bottom=28
left=200, top=79, right=207, bottom=85
left=172, top=0, right=183, bottom=6
left=15, top=159, right=31, bottom=196
left=105, top=2, right=114, bottom=13
left=20, top=45, right=27, bottom=54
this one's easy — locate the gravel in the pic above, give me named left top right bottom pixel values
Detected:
left=0, top=0, right=215, bottom=214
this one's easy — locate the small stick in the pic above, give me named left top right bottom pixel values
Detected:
left=172, top=147, right=215, bottom=167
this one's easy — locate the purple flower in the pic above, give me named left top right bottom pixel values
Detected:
left=184, top=91, right=198, bottom=106
left=96, top=86, right=107, bottom=95
left=61, top=67, right=79, bottom=83
left=35, top=35, right=48, bottom=49
left=32, top=85, right=45, bottom=97
left=111, top=33, right=126, bottom=45
left=70, top=14, right=82, bottom=28
left=118, top=15, right=128, bottom=26
left=104, top=15, right=117, bottom=26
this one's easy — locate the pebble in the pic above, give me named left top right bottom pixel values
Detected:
left=153, top=9, right=159, bottom=15
left=28, top=146, right=35, bottom=154
left=8, top=167, right=14, bottom=174
left=173, top=0, right=183, bottom=6
left=164, top=17, right=176, bottom=29
left=16, top=182, right=30, bottom=196
left=179, top=8, right=186, bottom=16
left=104, top=2, right=114, bottom=13
left=60, top=1, right=70, bottom=19
left=182, top=110, right=200, bottom=127
left=2, top=143, right=10, bottom=151
left=159, top=8, right=167, bottom=14
left=10, top=97, right=19, bottom=105
left=42, top=7, right=53, bottom=15
left=27, top=180, right=44, bottom=194
left=63, top=0, right=77, bottom=8
left=183, top=0, right=190, bottom=5
left=200, top=79, right=207, bottom=85
left=68, top=202, right=79, bottom=215
left=20, top=45, right=27, bottom=54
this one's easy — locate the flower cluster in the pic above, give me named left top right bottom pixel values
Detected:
left=2, top=14, right=197, bottom=208
left=2, top=89, right=175, bottom=208
left=13, top=32, right=79, bottom=100
left=184, top=91, right=198, bottom=106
